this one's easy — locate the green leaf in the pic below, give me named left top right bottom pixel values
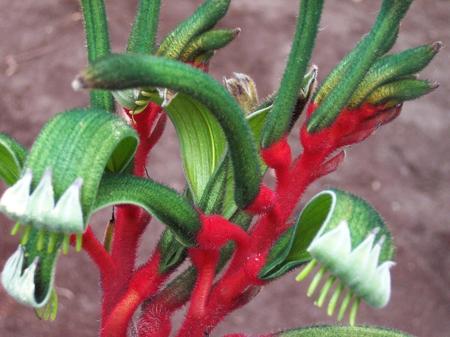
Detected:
left=158, top=229, right=187, bottom=273
left=0, top=133, right=27, bottom=186
left=167, top=93, right=227, bottom=202
left=35, top=288, right=58, bottom=321
left=276, top=325, right=413, bottom=337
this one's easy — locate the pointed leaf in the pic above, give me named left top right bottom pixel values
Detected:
left=0, top=133, right=27, bottom=186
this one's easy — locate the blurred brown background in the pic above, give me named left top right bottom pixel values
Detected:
left=0, top=1, right=449, bottom=336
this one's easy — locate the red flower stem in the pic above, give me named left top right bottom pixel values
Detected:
left=131, top=103, right=162, bottom=177
left=186, top=249, right=220, bottom=319
left=138, top=270, right=197, bottom=337
left=102, top=103, right=164, bottom=321
left=70, top=227, right=114, bottom=278
left=101, top=250, right=168, bottom=337
left=147, top=113, right=167, bottom=150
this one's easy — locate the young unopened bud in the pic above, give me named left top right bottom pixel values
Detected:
left=180, top=28, right=240, bottom=61
left=224, top=73, right=259, bottom=113
left=366, top=79, right=438, bottom=107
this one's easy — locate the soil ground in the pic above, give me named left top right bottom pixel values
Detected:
left=0, top=1, right=449, bottom=336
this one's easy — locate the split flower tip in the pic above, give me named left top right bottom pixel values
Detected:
left=1, top=245, right=44, bottom=308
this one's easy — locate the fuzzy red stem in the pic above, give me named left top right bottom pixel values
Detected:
left=186, top=249, right=220, bottom=319
left=101, top=250, right=168, bottom=337
left=101, top=103, right=165, bottom=325
left=70, top=227, right=114, bottom=278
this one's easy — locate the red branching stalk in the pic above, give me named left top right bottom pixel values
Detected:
left=185, top=249, right=219, bottom=319
left=81, top=53, right=400, bottom=336
left=171, top=102, right=402, bottom=337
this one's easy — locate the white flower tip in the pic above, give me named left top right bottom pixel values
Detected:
left=71, top=76, right=85, bottom=91
left=73, top=177, right=83, bottom=189
left=48, top=178, right=85, bottom=233
left=370, top=227, right=380, bottom=237
left=28, top=168, right=56, bottom=226
left=308, top=220, right=352, bottom=259
left=0, top=169, right=33, bottom=219
left=376, top=234, right=386, bottom=248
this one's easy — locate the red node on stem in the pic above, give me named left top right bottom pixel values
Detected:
left=245, top=185, right=276, bottom=215
left=261, top=137, right=292, bottom=170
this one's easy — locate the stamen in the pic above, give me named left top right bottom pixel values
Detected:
left=315, top=276, right=335, bottom=307
left=10, top=223, right=21, bottom=236
left=296, top=259, right=317, bottom=282
left=327, top=282, right=344, bottom=316
left=37, top=230, right=46, bottom=251
left=349, top=297, right=361, bottom=326
left=141, top=91, right=153, bottom=97
left=135, top=100, right=148, bottom=106
left=76, top=233, right=83, bottom=252
left=20, top=225, right=32, bottom=245
left=62, top=234, right=70, bottom=255
left=307, top=266, right=326, bottom=297
left=337, top=291, right=353, bottom=321
left=47, top=232, right=58, bottom=254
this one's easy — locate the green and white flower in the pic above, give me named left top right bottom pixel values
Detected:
left=260, top=189, right=395, bottom=326
left=295, top=190, right=395, bottom=325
